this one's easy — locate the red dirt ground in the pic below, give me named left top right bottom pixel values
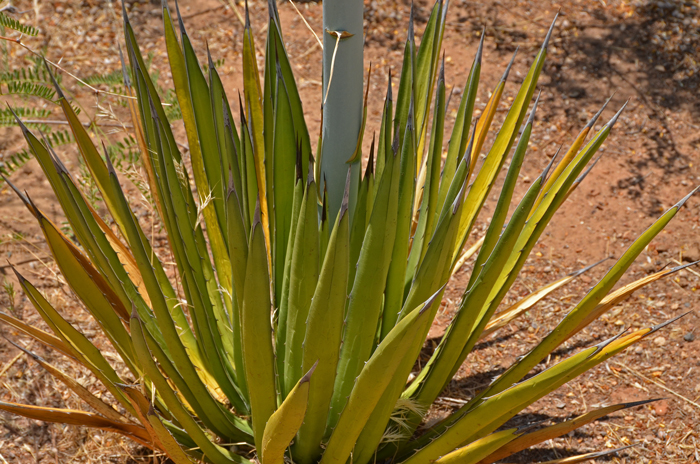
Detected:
left=0, top=0, right=698, bottom=462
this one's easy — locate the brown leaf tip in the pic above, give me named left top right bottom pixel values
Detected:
left=340, top=168, right=351, bottom=220
left=252, top=197, right=262, bottom=228
left=420, top=285, right=446, bottom=315
left=300, top=360, right=318, bottom=384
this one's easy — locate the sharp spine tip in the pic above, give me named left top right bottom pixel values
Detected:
left=118, top=45, right=131, bottom=88
left=475, top=28, right=485, bottom=65
left=43, top=59, right=65, bottom=100
left=252, top=198, right=261, bottom=227
left=341, top=168, right=351, bottom=214
left=501, top=48, right=518, bottom=82
left=675, top=184, right=700, bottom=209
left=650, top=311, right=691, bottom=334
left=542, top=12, right=559, bottom=51
left=670, top=259, right=700, bottom=273
left=621, top=398, right=662, bottom=409
left=526, top=90, right=541, bottom=126
left=121, top=0, right=129, bottom=23
left=103, top=143, right=117, bottom=176
left=366, top=133, right=376, bottom=177
left=301, top=360, right=319, bottom=384
left=206, top=42, right=215, bottom=70
left=607, top=100, right=629, bottom=129
left=420, top=285, right=446, bottom=315
left=569, top=256, right=610, bottom=277
left=387, top=69, right=393, bottom=102
left=540, top=144, right=562, bottom=182
left=9, top=264, right=25, bottom=283
left=586, top=93, right=615, bottom=129
left=173, top=0, right=185, bottom=34
left=307, top=155, right=315, bottom=186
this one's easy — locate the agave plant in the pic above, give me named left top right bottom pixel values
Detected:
left=0, top=1, right=697, bottom=463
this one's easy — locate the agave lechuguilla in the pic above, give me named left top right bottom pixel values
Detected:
left=0, top=1, right=697, bottom=464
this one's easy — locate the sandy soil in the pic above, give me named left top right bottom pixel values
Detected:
left=0, top=0, right=698, bottom=462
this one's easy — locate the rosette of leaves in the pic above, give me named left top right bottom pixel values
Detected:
left=1, top=1, right=696, bottom=464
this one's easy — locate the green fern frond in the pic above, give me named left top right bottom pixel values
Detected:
left=44, top=129, right=73, bottom=147
left=0, top=12, right=39, bottom=37
left=0, top=66, right=52, bottom=85
left=0, top=129, right=72, bottom=182
left=162, top=89, right=182, bottom=121
left=0, top=148, right=32, bottom=177
left=83, top=69, right=124, bottom=87
left=0, top=106, right=52, bottom=123
left=3, top=81, right=56, bottom=101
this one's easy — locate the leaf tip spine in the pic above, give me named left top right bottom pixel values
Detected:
left=670, top=259, right=700, bottom=274
left=301, top=360, right=319, bottom=384
left=573, top=153, right=603, bottom=187
left=540, top=143, right=561, bottom=182
left=586, top=93, right=615, bottom=130
left=542, top=12, right=559, bottom=52
left=408, top=1, right=415, bottom=43
left=9, top=264, right=26, bottom=284
left=387, top=68, right=393, bottom=103
left=501, top=47, right=518, bottom=82
left=569, top=255, right=610, bottom=278
left=121, top=0, right=129, bottom=25
left=118, top=44, right=132, bottom=89
left=366, top=133, right=376, bottom=178
left=621, top=398, right=662, bottom=410
left=173, top=0, right=186, bottom=36
left=674, top=184, right=700, bottom=210
left=103, top=141, right=118, bottom=178
left=650, top=311, right=691, bottom=334
left=307, top=152, right=315, bottom=187
left=607, top=99, right=629, bottom=130
left=244, top=0, right=251, bottom=30
left=340, top=168, right=351, bottom=220
left=475, top=28, right=485, bottom=66
left=43, top=58, right=65, bottom=100
left=420, top=285, right=446, bottom=315
left=525, top=90, right=541, bottom=127
left=252, top=197, right=262, bottom=228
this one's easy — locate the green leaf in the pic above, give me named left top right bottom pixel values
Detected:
left=436, top=33, right=481, bottom=217
left=401, top=320, right=671, bottom=464
left=320, top=294, right=438, bottom=464
left=276, top=171, right=304, bottom=391
left=262, top=364, right=315, bottom=464
left=327, top=136, right=401, bottom=431
left=380, top=111, right=416, bottom=341
left=483, top=187, right=696, bottom=398
left=434, top=428, right=520, bottom=464
left=131, top=312, right=248, bottom=463
left=283, top=171, right=320, bottom=398
left=271, top=67, right=301, bottom=305
left=294, top=180, right=350, bottom=464
left=242, top=210, right=277, bottom=453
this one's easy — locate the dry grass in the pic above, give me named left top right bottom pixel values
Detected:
left=0, top=0, right=699, bottom=463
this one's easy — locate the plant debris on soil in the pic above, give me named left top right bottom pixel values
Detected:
left=0, top=0, right=699, bottom=463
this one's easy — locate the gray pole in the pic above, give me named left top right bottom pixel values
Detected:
left=321, top=0, right=363, bottom=222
